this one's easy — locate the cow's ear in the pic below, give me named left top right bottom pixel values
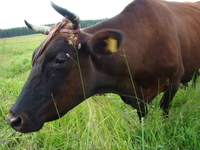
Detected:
left=89, top=29, right=124, bottom=55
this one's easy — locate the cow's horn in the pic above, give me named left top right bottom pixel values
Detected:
left=50, top=1, right=80, bottom=29
left=24, top=20, right=50, bottom=35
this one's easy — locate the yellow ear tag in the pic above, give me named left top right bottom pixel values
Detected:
left=104, top=37, right=118, bottom=53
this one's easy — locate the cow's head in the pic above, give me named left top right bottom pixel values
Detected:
left=7, top=2, right=124, bottom=133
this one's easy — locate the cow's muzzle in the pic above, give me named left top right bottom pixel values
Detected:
left=7, top=111, right=43, bottom=133
left=7, top=112, right=22, bottom=131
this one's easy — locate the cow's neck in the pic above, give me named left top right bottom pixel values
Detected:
left=82, top=16, right=122, bottom=34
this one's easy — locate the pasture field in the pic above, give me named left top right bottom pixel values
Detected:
left=0, top=34, right=200, bottom=150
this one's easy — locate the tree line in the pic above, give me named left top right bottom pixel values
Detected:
left=0, top=19, right=106, bottom=38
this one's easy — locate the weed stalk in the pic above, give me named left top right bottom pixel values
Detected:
left=141, top=117, right=145, bottom=150
left=51, top=94, right=61, bottom=119
left=122, top=49, right=136, bottom=95
left=122, top=49, right=145, bottom=113
left=69, top=32, right=86, bottom=100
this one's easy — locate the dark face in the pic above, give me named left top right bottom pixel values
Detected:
left=7, top=28, right=123, bottom=133
left=7, top=34, right=89, bottom=132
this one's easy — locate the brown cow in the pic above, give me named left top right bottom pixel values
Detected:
left=7, top=0, right=200, bottom=133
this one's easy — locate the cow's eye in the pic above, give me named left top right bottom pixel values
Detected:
left=55, top=58, right=67, bottom=64
left=53, top=54, right=69, bottom=68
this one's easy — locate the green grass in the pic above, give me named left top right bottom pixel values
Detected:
left=0, top=35, right=200, bottom=149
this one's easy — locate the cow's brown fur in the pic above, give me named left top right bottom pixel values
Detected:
left=8, top=0, right=200, bottom=133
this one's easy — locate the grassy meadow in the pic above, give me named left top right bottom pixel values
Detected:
left=0, top=34, right=200, bottom=149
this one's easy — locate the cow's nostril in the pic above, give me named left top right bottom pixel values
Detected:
left=8, top=116, right=22, bottom=131
left=10, top=117, right=22, bottom=130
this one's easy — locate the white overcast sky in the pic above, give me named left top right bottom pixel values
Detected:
left=0, top=0, right=199, bottom=29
